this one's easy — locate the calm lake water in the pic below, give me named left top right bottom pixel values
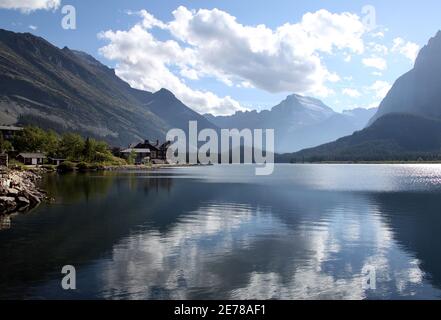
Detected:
left=1, top=164, right=441, bottom=300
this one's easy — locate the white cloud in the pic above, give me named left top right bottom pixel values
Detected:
left=391, top=37, right=420, bottom=62
left=367, top=42, right=388, bottom=55
left=362, top=56, right=387, bottom=70
left=168, top=7, right=364, bottom=95
left=342, top=88, right=361, bottom=98
left=367, top=101, right=381, bottom=109
left=99, top=7, right=367, bottom=115
left=99, top=24, right=243, bottom=116
left=371, top=31, right=385, bottom=39
left=327, top=72, right=341, bottom=83
left=369, top=80, right=392, bottom=100
left=343, top=54, right=352, bottom=62
left=238, top=81, right=253, bottom=89
left=0, top=0, right=60, bottom=13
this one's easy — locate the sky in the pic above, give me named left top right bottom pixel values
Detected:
left=0, top=0, right=440, bottom=116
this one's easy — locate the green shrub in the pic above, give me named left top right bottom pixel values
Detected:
left=77, top=162, right=91, bottom=171
left=57, top=161, right=76, bottom=172
left=98, top=156, right=127, bottom=166
left=8, top=159, right=26, bottom=171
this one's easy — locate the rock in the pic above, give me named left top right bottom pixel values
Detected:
left=0, top=196, right=15, bottom=203
left=0, top=169, right=46, bottom=215
left=7, top=188, right=20, bottom=196
left=22, top=191, right=42, bottom=205
left=17, top=196, right=30, bottom=205
left=1, top=178, right=11, bottom=188
left=0, top=196, right=17, bottom=213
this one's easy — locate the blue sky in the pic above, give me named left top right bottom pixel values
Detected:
left=1, top=0, right=441, bottom=115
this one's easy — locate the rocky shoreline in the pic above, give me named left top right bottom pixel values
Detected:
left=0, top=163, right=204, bottom=216
left=0, top=167, right=47, bottom=216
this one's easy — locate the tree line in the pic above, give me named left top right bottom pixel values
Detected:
left=1, top=126, right=125, bottom=165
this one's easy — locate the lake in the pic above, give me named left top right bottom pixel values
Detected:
left=1, top=164, right=441, bottom=300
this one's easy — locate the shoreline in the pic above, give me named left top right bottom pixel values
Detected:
left=0, top=163, right=205, bottom=218
left=0, top=167, right=47, bottom=217
left=102, top=163, right=206, bottom=171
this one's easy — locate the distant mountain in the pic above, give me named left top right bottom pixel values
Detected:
left=342, top=108, right=379, bottom=128
left=279, top=114, right=441, bottom=162
left=0, top=29, right=214, bottom=146
left=205, top=94, right=377, bottom=152
left=283, top=31, right=441, bottom=162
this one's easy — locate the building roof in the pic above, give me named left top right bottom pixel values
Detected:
left=121, top=148, right=151, bottom=154
left=160, top=141, right=171, bottom=149
left=0, top=125, right=23, bottom=131
left=17, top=153, right=46, bottom=159
left=133, top=140, right=171, bottom=151
left=134, top=143, right=158, bottom=151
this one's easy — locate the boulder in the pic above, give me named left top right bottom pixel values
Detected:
left=1, top=169, right=46, bottom=215
left=7, top=188, right=20, bottom=196
left=0, top=196, right=15, bottom=203
left=17, top=196, right=30, bottom=205
left=0, top=196, right=17, bottom=213
left=22, top=191, right=42, bottom=205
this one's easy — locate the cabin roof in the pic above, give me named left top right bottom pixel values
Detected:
left=134, top=142, right=158, bottom=151
left=0, top=125, right=23, bottom=131
left=17, top=153, right=46, bottom=159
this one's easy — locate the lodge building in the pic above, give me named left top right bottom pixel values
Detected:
left=121, top=140, right=171, bottom=165
left=0, top=125, right=23, bottom=140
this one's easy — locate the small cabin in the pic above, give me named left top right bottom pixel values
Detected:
left=0, top=125, right=23, bottom=140
left=17, top=153, right=46, bottom=165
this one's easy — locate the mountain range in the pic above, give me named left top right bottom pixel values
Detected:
left=0, top=28, right=214, bottom=147
left=205, top=96, right=377, bottom=153
left=0, top=28, right=379, bottom=152
left=281, top=30, right=441, bottom=162
left=4, top=27, right=438, bottom=160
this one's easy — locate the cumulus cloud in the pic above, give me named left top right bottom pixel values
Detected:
left=369, top=80, right=392, bottom=100
left=167, top=7, right=363, bottom=95
left=99, top=7, right=367, bottom=115
left=99, top=23, right=242, bottom=116
left=391, top=37, right=420, bottom=62
left=343, top=54, right=352, bottom=62
left=0, top=0, right=60, bottom=13
left=342, top=88, right=361, bottom=98
left=367, top=42, right=388, bottom=55
left=371, top=31, right=385, bottom=39
left=362, top=56, right=387, bottom=70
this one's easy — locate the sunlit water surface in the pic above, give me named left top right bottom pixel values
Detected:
left=1, top=164, right=441, bottom=300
